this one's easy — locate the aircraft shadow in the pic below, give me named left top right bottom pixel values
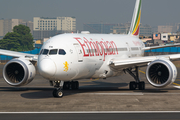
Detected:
left=19, top=82, right=128, bottom=99
left=0, top=81, right=178, bottom=99
left=0, top=87, right=53, bottom=91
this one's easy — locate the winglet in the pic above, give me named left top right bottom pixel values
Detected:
left=128, top=0, right=142, bottom=37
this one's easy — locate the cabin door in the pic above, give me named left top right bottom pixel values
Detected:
left=126, top=42, right=132, bottom=58
left=73, top=43, right=83, bottom=62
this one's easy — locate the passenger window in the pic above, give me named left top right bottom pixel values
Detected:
left=42, top=49, right=49, bottom=55
left=59, top=49, right=66, bottom=55
left=49, top=49, right=58, bottom=55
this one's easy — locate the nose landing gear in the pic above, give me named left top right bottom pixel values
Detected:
left=53, top=81, right=64, bottom=98
left=52, top=81, right=79, bottom=98
left=53, top=88, right=64, bottom=98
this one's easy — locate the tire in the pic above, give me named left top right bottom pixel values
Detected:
left=139, top=82, right=145, bottom=90
left=129, top=81, right=137, bottom=90
left=56, top=90, right=64, bottom=98
left=53, top=89, right=63, bottom=98
left=56, top=89, right=63, bottom=98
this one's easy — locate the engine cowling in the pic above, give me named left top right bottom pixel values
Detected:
left=146, top=59, right=177, bottom=88
left=3, top=58, right=36, bottom=86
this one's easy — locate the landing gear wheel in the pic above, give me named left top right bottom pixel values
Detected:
left=52, top=81, right=64, bottom=98
left=53, top=89, right=63, bottom=98
left=125, top=67, right=146, bottom=90
left=138, top=82, right=145, bottom=90
left=129, top=81, right=137, bottom=90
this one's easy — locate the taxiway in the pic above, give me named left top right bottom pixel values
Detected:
left=0, top=64, right=180, bottom=112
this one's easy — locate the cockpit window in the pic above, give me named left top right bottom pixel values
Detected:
left=39, top=49, right=44, bottom=55
left=59, top=49, right=66, bottom=55
left=49, top=49, right=58, bottom=55
left=42, top=49, right=49, bottom=55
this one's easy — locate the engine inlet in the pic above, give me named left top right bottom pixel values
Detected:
left=6, top=63, right=25, bottom=83
left=148, top=63, right=169, bottom=84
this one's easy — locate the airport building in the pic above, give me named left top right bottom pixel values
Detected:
left=0, top=19, right=33, bottom=38
left=158, top=25, right=177, bottom=33
left=140, top=24, right=152, bottom=36
left=21, top=21, right=33, bottom=35
left=83, top=23, right=117, bottom=34
left=33, top=17, right=76, bottom=39
left=177, top=24, right=180, bottom=32
left=0, top=20, right=4, bottom=38
left=112, top=23, right=131, bottom=34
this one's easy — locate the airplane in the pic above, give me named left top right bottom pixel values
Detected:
left=0, top=0, right=180, bottom=98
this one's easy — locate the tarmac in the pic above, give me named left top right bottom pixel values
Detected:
left=1, top=63, right=180, bottom=112
left=1, top=112, right=180, bottom=120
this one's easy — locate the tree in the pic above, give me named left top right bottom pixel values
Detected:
left=0, top=24, right=34, bottom=51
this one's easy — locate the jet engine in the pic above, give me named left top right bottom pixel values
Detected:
left=3, top=58, right=36, bottom=86
left=146, top=59, right=177, bottom=88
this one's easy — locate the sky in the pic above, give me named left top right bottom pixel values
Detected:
left=0, top=0, right=180, bottom=30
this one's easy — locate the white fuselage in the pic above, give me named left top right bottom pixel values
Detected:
left=37, top=33, right=145, bottom=81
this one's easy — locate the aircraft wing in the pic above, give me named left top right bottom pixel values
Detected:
left=0, top=49, right=38, bottom=61
left=109, top=54, right=180, bottom=70
left=143, top=43, right=180, bottom=51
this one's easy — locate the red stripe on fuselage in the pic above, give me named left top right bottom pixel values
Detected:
left=74, top=37, right=118, bottom=61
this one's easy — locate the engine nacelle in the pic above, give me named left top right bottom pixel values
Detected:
left=146, top=59, right=177, bottom=88
left=3, top=58, right=36, bottom=86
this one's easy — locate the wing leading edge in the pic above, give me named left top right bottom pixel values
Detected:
left=0, top=49, right=38, bottom=61
left=109, top=54, right=180, bottom=71
left=143, top=43, right=180, bottom=51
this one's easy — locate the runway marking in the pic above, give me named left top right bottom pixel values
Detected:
left=173, top=86, right=180, bottom=89
left=80, top=78, right=99, bottom=83
left=1, top=111, right=180, bottom=114
left=77, top=92, right=180, bottom=96
left=136, top=99, right=140, bottom=102
left=173, top=83, right=180, bottom=89
left=143, top=93, right=180, bottom=95
left=139, top=70, right=145, bottom=74
left=78, top=93, right=144, bottom=96
left=173, top=83, right=180, bottom=86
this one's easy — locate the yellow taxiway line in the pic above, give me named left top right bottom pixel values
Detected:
left=173, top=83, right=180, bottom=86
left=80, top=78, right=99, bottom=83
left=139, top=70, right=145, bottom=74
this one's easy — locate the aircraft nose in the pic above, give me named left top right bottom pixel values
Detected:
left=38, top=59, right=57, bottom=77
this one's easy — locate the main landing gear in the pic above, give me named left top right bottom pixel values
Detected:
left=124, top=66, right=145, bottom=90
left=63, top=81, right=79, bottom=90
left=52, top=81, right=79, bottom=98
